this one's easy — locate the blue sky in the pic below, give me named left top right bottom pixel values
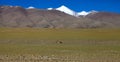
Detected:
left=0, top=0, right=120, bottom=13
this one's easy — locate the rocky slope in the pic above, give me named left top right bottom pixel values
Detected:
left=0, top=6, right=120, bottom=28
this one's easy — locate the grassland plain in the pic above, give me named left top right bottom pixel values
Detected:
left=0, top=28, right=120, bottom=62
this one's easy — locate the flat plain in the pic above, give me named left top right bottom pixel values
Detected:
left=0, top=28, right=120, bottom=62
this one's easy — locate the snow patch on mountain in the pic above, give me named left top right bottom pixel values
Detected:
left=89, top=10, right=98, bottom=14
left=55, top=5, right=76, bottom=16
left=27, top=6, right=35, bottom=9
left=47, top=8, right=53, bottom=10
left=77, top=10, right=98, bottom=17
left=77, top=11, right=90, bottom=16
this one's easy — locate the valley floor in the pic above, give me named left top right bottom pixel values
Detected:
left=0, top=28, right=120, bottom=62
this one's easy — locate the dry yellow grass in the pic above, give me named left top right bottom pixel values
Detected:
left=0, top=28, right=120, bottom=62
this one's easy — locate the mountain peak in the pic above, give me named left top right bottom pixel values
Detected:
left=54, top=5, right=98, bottom=17
left=56, top=5, right=76, bottom=16
left=77, top=10, right=98, bottom=17
left=59, top=5, right=68, bottom=9
left=77, top=11, right=90, bottom=16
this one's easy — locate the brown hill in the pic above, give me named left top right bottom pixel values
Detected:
left=85, top=12, right=120, bottom=28
left=0, top=6, right=120, bottom=28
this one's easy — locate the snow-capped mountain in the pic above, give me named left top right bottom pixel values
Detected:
left=77, top=10, right=98, bottom=16
left=47, top=5, right=98, bottom=17
left=77, top=11, right=90, bottom=16
left=27, top=5, right=97, bottom=17
left=55, top=5, right=76, bottom=16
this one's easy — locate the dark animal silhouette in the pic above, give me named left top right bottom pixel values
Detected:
left=56, top=40, right=63, bottom=44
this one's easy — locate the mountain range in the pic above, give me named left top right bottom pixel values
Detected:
left=47, top=5, right=98, bottom=17
left=0, top=5, right=120, bottom=28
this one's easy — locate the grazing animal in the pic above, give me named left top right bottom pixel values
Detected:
left=56, top=40, right=63, bottom=44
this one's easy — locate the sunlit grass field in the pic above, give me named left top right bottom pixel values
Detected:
left=0, top=28, right=120, bottom=40
left=0, top=28, right=120, bottom=62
